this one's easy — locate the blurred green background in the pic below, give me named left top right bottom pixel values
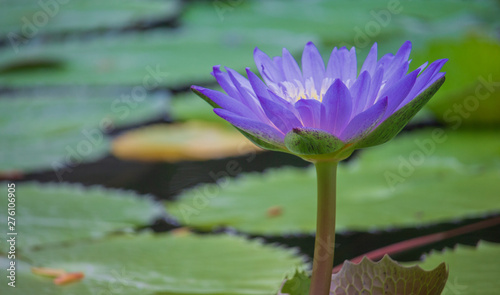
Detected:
left=0, top=0, right=500, bottom=294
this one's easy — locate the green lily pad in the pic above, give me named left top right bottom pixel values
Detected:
left=165, top=129, right=500, bottom=235
left=0, top=182, right=163, bottom=252
left=413, top=37, right=500, bottom=126
left=0, top=0, right=181, bottom=41
left=0, top=94, right=167, bottom=173
left=0, top=233, right=306, bottom=295
left=0, top=28, right=315, bottom=88
left=357, top=128, right=500, bottom=169
left=415, top=241, right=500, bottom=295
left=184, top=0, right=397, bottom=46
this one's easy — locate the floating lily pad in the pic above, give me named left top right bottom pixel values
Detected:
left=356, top=128, right=500, bottom=169
left=184, top=0, right=397, bottom=46
left=0, top=94, right=167, bottom=173
left=0, top=233, right=306, bottom=295
left=0, top=0, right=181, bottom=40
left=165, top=129, right=500, bottom=235
left=415, top=241, right=500, bottom=295
left=0, top=28, right=315, bottom=88
left=0, top=182, right=163, bottom=252
left=111, top=121, right=261, bottom=162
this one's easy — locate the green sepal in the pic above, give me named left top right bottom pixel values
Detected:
left=237, top=128, right=288, bottom=152
left=284, top=127, right=345, bottom=156
left=278, top=270, right=310, bottom=295
left=355, top=77, right=446, bottom=149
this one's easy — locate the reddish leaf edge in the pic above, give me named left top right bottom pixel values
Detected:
left=333, top=215, right=500, bottom=273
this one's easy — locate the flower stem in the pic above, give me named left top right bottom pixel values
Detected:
left=309, top=161, right=338, bottom=295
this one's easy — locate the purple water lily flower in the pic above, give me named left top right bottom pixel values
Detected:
left=192, top=41, right=446, bottom=162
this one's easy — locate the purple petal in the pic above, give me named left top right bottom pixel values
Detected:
left=212, top=65, right=241, bottom=99
left=364, top=67, right=384, bottom=110
left=386, top=61, right=410, bottom=86
left=416, top=61, right=429, bottom=73
left=377, top=53, right=394, bottom=74
left=226, top=69, right=268, bottom=121
left=214, top=108, right=285, bottom=146
left=347, top=47, right=358, bottom=83
left=267, top=90, right=300, bottom=114
left=322, top=79, right=353, bottom=135
left=253, top=47, right=284, bottom=84
left=282, top=48, right=303, bottom=82
left=403, top=59, right=448, bottom=105
left=350, top=70, right=372, bottom=116
left=395, top=41, right=412, bottom=62
left=327, top=47, right=355, bottom=83
left=302, top=42, right=325, bottom=91
left=380, top=68, right=420, bottom=118
left=294, top=98, right=324, bottom=129
left=381, top=61, right=410, bottom=93
left=191, top=86, right=260, bottom=120
left=360, top=43, right=378, bottom=75
left=273, top=56, right=285, bottom=78
left=386, top=41, right=412, bottom=78
left=246, top=68, right=272, bottom=100
left=340, top=96, right=388, bottom=142
left=326, top=47, right=340, bottom=80
left=257, top=94, right=303, bottom=134
left=225, top=66, right=252, bottom=88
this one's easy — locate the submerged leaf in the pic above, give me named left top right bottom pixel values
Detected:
left=111, top=122, right=261, bottom=162
left=331, top=256, right=448, bottom=295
